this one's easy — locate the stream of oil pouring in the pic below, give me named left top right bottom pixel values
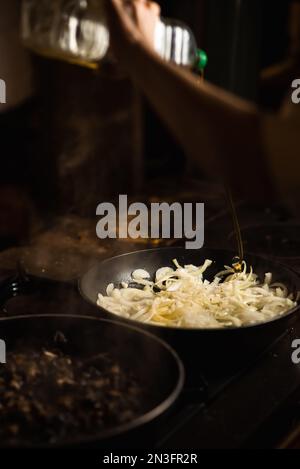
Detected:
left=198, top=70, right=244, bottom=271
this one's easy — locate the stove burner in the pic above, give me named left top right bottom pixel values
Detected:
left=0, top=266, right=88, bottom=318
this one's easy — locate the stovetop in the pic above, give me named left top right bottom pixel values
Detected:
left=0, top=207, right=299, bottom=449
left=0, top=269, right=300, bottom=449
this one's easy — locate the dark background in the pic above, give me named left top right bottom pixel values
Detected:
left=0, top=0, right=292, bottom=248
left=144, top=0, right=290, bottom=181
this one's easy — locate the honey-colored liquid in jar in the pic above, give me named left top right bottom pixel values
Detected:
left=23, top=42, right=100, bottom=69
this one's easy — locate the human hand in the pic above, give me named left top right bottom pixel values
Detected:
left=105, top=0, right=161, bottom=64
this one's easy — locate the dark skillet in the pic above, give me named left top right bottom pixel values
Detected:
left=0, top=314, right=184, bottom=448
left=80, top=247, right=300, bottom=375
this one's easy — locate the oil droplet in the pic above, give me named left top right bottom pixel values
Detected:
left=232, top=257, right=243, bottom=273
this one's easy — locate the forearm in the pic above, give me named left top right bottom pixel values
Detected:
left=124, top=40, right=274, bottom=199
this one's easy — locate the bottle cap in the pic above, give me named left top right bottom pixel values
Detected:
left=196, top=49, right=208, bottom=72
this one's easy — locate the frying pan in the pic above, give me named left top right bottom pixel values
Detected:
left=80, top=247, right=300, bottom=376
left=0, top=314, right=184, bottom=448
